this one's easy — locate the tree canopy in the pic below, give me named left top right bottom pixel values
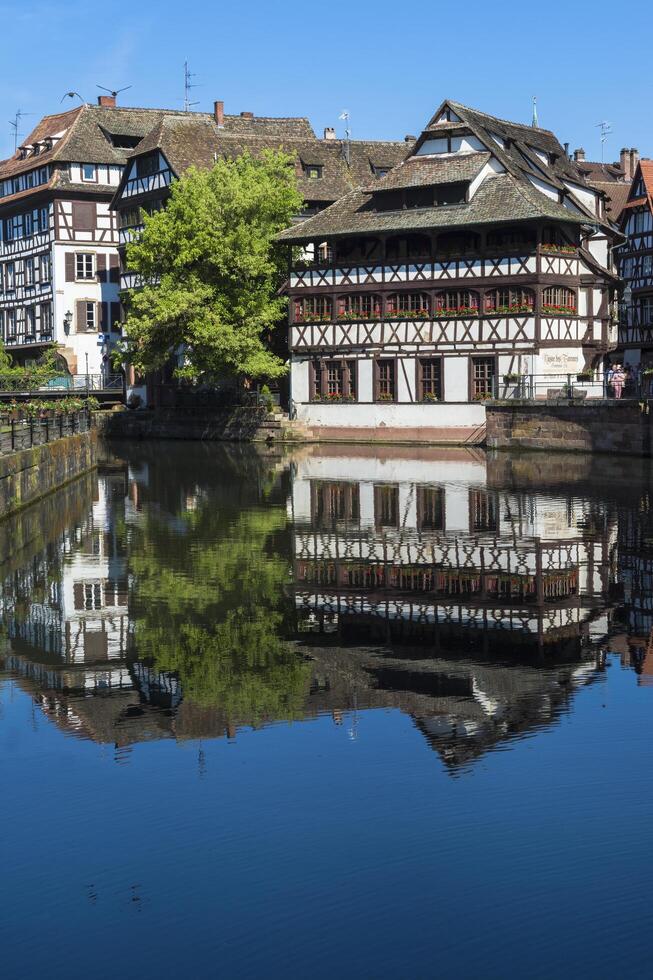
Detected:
left=120, top=149, right=302, bottom=382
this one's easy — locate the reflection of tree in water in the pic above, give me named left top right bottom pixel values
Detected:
left=125, top=448, right=311, bottom=724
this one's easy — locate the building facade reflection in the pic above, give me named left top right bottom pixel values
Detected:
left=0, top=442, right=640, bottom=768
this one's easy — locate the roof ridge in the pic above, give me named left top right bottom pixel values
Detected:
left=448, top=100, right=557, bottom=138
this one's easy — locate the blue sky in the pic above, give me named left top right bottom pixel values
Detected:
left=1, top=0, right=651, bottom=162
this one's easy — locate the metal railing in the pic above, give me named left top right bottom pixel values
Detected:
left=0, top=374, right=124, bottom=397
left=0, top=409, right=91, bottom=456
left=497, top=374, right=650, bottom=401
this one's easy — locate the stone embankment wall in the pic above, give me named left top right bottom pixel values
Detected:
left=0, top=429, right=97, bottom=517
left=486, top=400, right=652, bottom=456
left=97, top=407, right=291, bottom=442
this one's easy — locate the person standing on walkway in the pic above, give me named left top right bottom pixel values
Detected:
left=612, top=364, right=626, bottom=400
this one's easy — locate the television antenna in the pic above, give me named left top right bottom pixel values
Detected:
left=596, top=120, right=612, bottom=164
left=9, top=109, right=33, bottom=153
left=183, top=61, right=200, bottom=112
left=339, top=110, right=351, bottom=164
left=97, top=84, right=132, bottom=99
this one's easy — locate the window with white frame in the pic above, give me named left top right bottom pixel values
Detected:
left=76, top=253, right=94, bottom=279
left=81, top=163, right=96, bottom=182
left=39, top=253, right=51, bottom=282
left=25, top=257, right=35, bottom=286
left=85, top=302, right=96, bottom=331
left=25, top=305, right=36, bottom=337
left=5, top=308, right=16, bottom=338
left=5, top=262, right=14, bottom=290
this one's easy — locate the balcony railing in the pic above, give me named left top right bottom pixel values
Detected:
left=291, top=243, right=578, bottom=277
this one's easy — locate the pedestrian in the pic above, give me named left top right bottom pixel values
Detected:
left=612, top=364, right=626, bottom=400
left=623, top=364, right=633, bottom=397
left=605, top=362, right=615, bottom=398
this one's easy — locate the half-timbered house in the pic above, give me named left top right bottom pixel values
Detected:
left=277, top=100, right=620, bottom=441
left=616, top=160, right=653, bottom=368
left=0, top=96, right=172, bottom=379
left=109, top=104, right=407, bottom=403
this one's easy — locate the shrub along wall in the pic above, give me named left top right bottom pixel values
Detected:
left=0, top=428, right=97, bottom=517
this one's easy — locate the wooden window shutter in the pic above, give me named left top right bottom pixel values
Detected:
left=65, top=252, right=75, bottom=282
left=109, top=254, right=120, bottom=283
left=72, top=201, right=96, bottom=232
left=110, top=302, right=121, bottom=332
left=96, top=253, right=107, bottom=282
left=75, top=300, right=86, bottom=332
left=99, top=302, right=107, bottom=331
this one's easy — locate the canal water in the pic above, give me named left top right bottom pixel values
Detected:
left=1, top=441, right=653, bottom=979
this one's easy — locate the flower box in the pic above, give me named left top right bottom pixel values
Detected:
left=540, top=244, right=576, bottom=255
left=542, top=305, right=576, bottom=315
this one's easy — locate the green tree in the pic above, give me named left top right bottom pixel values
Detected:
left=120, top=150, right=302, bottom=382
left=0, top=342, right=62, bottom=390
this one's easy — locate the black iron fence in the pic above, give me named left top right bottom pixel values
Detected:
left=496, top=374, right=651, bottom=401
left=0, top=409, right=91, bottom=456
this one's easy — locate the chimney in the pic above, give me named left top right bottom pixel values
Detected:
left=240, top=111, right=254, bottom=119
left=98, top=94, right=116, bottom=108
left=630, top=147, right=640, bottom=180
left=404, top=134, right=416, bottom=142
left=563, top=141, right=569, bottom=158
left=573, top=147, right=585, bottom=162
left=323, top=127, right=336, bottom=141
left=214, top=100, right=224, bottom=128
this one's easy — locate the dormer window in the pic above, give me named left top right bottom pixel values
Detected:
left=304, top=164, right=323, bottom=179
left=82, top=163, right=97, bottom=182
left=372, top=165, right=390, bottom=178
left=434, top=182, right=467, bottom=206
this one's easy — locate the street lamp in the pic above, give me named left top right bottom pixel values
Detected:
left=63, top=310, right=73, bottom=335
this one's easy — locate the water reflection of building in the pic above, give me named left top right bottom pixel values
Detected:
left=290, top=449, right=617, bottom=656
left=3, top=464, right=130, bottom=668
left=0, top=445, right=622, bottom=767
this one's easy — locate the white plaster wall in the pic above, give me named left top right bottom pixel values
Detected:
left=443, top=355, right=469, bottom=401
left=586, top=236, right=609, bottom=269
left=527, top=174, right=559, bottom=201
left=358, top=359, right=373, bottom=401
left=469, top=158, right=505, bottom=197
left=397, top=357, right=415, bottom=401
left=416, top=138, right=449, bottom=156
left=52, top=241, right=121, bottom=375
left=564, top=181, right=599, bottom=216
left=291, top=359, right=310, bottom=403
left=295, top=401, right=486, bottom=429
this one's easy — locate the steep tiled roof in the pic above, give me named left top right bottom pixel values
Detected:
left=111, top=113, right=407, bottom=207
left=591, top=181, right=632, bottom=223
left=364, top=152, right=490, bottom=192
left=276, top=173, right=587, bottom=243
left=277, top=99, right=611, bottom=243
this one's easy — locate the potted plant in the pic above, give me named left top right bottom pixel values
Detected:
left=422, top=392, right=439, bottom=403
left=576, top=369, right=593, bottom=382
